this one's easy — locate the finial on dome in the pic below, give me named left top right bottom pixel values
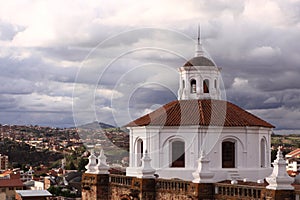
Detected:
left=198, top=24, right=200, bottom=45
left=195, top=24, right=204, bottom=57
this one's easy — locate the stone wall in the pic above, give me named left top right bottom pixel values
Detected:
left=82, top=173, right=110, bottom=200
left=110, top=185, right=132, bottom=200
left=110, top=175, right=134, bottom=200
left=82, top=173, right=297, bottom=200
left=155, top=179, right=192, bottom=200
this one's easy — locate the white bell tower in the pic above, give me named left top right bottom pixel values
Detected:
left=178, top=27, right=221, bottom=100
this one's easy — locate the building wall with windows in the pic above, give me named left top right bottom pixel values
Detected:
left=0, top=154, right=8, bottom=170
left=126, top=124, right=272, bottom=182
left=0, top=179, right=24, bottom=200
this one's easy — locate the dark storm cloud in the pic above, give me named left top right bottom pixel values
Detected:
left=0, top=95, right=17, bottom=109
left=0, top=110, right=75, bottom=128
left=0, top=0, right=299, bottom=131
left=0, top=52, right=78, bottom=85
left=128, top=87, right=176, bottom=109
left=0, top=77, right=35, bottom=95
left=199, top=17, right=300, bottom=128
left=0, top=53, right=58, bottom=82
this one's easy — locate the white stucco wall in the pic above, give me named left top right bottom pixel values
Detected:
left=178, top=65, right=221, bottom=100
left=126, top=125, right=272, bottom=182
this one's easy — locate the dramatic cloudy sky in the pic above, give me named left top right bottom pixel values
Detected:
left=0, top=0, right=299, bottom=134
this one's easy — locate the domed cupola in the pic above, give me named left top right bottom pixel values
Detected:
left=178, top=27, right=221, bottom=100
left=183, top=56, right=215, bottom=67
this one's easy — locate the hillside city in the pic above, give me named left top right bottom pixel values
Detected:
left=0, top=123, right=129, bottom=199
left=0, top=122, right=299, bottom=199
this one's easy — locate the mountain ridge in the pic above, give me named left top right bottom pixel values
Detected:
left=77, top=121, right=116, bottom=130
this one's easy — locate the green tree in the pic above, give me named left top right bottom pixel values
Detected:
left=77, top=157, right=88, bottom=172
left=66, top=161, right=76, bottom=170
left=271, top=149, right=277, bottom=163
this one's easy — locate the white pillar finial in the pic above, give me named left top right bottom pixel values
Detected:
left=136, top=150, right=156, bottom=179
left=192, top=150, right=215, bottom=183
left=266, top=147, right=294, bottom=190
left=95, top=149, right=110, bottom=174
left=85, top=145, right=97, bottom=174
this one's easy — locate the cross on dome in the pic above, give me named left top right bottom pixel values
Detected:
left=195, top=24, right=205, bottom=57
left=177, top=25, right=221, bottom=100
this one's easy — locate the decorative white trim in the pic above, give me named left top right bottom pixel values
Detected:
left=266, top=147, right=294, bottom=190
left=95, top=149, right=110, bottom=174
left=85, top=147, right=97, bottom=174
left=136, top=150, right=156, bottom=179
left=192, top=150, right=215, bottom=183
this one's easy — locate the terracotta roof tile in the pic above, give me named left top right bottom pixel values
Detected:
left=126, top=99, right=274, bottom=128
left=286, top=148, right=300, bottom=158
left=0, top=179, right=23, bottom=187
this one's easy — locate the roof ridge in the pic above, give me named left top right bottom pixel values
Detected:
left=198, top=100, right=205, bottom=124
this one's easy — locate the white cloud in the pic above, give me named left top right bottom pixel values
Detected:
left=264, top=96, right=279, bottom=104
left=99, top=106, right=116, bottom=113
left=96, top=88, right=123, bottom=99
left=248, top=46, right=281, bottom=58
left=232, top=77, right=249, bottom=89
left=250, top=106, right=300, bottom=130
left=141, top=104, right=162, bottom=116
left=19, top=92, right=73, bottom=112
left=243, top=0, right=284, bottom=26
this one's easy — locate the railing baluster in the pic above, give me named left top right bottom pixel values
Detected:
left=214, top=182, right=264, bottom=199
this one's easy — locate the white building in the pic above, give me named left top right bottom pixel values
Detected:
left=126, top=34, right=274, bottom=182
left=286, top=148, right=300, bottom=173
left=20, top=168, right=34, bottom=182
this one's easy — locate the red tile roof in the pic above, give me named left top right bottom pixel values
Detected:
left=0, top=179, right=23, bottom=187
left=126, top=99, right=274, bottom=128
left=286, top=148, right=300, bottom=158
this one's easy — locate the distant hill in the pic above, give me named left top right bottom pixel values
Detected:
left=78, top=121, right=116, bottom=130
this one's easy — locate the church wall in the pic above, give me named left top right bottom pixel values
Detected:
left=245, top=127, right=271, bottom=169
left=148, top=127, right=160, bottom=168
left=259, top=128, right=272, bottom=167
left=127, top=125, right=272, bottom=182
left=246, top=129, right=261, bottom=168
left=207, top=127, right=247, bottom=168
left=206, top=127, right=272, bottom=182
left=128, top=127, right=147, bottom=168
left=159, top=126, right=199, bottom=169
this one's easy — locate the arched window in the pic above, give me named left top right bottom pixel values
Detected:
left=214, top=79, right=217, bottom=89
left=182, top=80, right=185, bottom=89
left=261, top=138, right=266, bottom=168
left=203, top=79, right=209, bottom=93
left=136, top=139, right=143, bottom=167
left=171, top=141, right=185, bottom=167
left=190, top=79, right=196, bottom=93
left=222, top=141, right=235, bottom=168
